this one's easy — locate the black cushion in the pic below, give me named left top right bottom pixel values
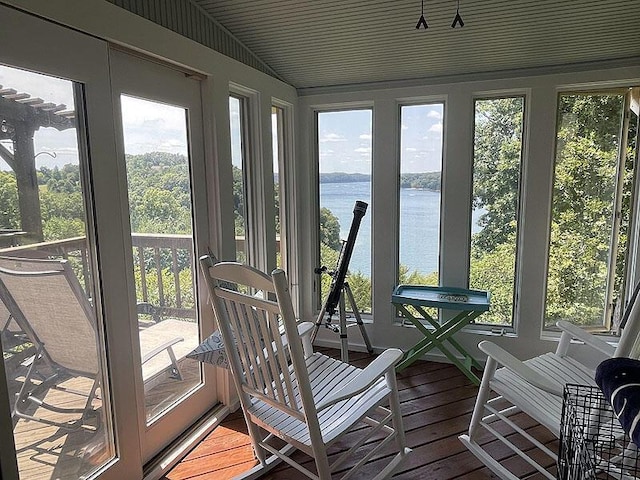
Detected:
left=595, top=357, right=640, bottom=446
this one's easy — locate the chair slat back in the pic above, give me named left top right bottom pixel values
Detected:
left=0, top=256, right=99, bottom=375
left=201, top=259, right=303, bottom=418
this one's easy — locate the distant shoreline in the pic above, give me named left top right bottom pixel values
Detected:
left=318, top=172, right=441, bottom=191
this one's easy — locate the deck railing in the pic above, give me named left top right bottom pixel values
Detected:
left=0, top=234, right=196, bottom=320
left=0, top=234, right=280, bottom=321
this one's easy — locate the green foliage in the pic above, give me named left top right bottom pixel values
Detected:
left=345, top=272, right=372, bottom=313
left=134, top=264, right=194, bottom=310
left=132, top=187, right=191, bottom=234
left=39, top=186, right=87, bottom=241
left=319, top=172, right=441, bottom=191
left=233, top=165, right=246, bottom=236
left=319, top=207, right=341, bottom=251
left=544, top=94, right=624, bottom=326
left=126, top=153, right=192, bottom=235
left=468, top=98, right=523, bottom=325
left=398, top=264, right=438, bottom=286
left=0, top=171, right=19, bottom=229
left=319, top=242, right=339, bottom=299
left=472, top=98, right=523, bottom=254
left=39, top=164, right=82, bottom=193
left=319, top=172, right=370, bottom=183
left=468, top=94, right=628, bottom=327
left=399, top=172, right=441, bottom=191
left=469, top=239, right=516, bottom=325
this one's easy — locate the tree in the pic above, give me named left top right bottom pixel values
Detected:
left=232, top=165, right=246, bottom=235
left=319, top=207, right=341, bottom=251
left=0, top=171, right=19, bottom=230
left=544, top=95, right=625, bottom=326
left=469, top=94, right=628, bottom=327
left=471, top=98, right=523, bottom=255
left=468, top=98, right=523, bottom=324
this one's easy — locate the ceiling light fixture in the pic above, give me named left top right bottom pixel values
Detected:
left=451, top=0, right=464, bottom=28
left=415, top=0, right=429, bottom=29
left=416, top=0, right=465, bottom=30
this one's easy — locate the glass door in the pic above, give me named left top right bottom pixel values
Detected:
left=0, top=5, right=134, bottom=479
left=109, top=49, right=215, bottom=461
left=0, top=56, right=116, bottom=480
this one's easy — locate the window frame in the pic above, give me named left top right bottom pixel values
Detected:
left=543, top=88, right=637, bottom=332
left=468, top=94, right=527, bottom=331
left=313, top=106, right=374, bottom=314
left=396, top=101, right=446, bottom=289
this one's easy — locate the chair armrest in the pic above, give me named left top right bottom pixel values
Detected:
left=298, top=321, right=314, bottom=357
left=317, top=348, right=403, bottom=410
left=279, top=322, right=314, bottom=357
left=142, top=337, right=184, bottom=364
left=556, top=320, right=615, bottom=357
left=479, top=341, right=563, bottom=396
left=297, top=321, right=314, bottom=338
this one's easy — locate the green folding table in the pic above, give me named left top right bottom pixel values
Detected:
left=391, top=285, right=490, bottom=384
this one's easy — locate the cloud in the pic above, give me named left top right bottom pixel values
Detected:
left=354, top=147, right=371, bottom=153
left=405, top=147, right=417, bottom=152
left=320, top=133, right=346, bottom=142
left=359, top=133, right=372, bottom=140
left=401, top=124, right=409, bottom=130
left=429, top=123, right=443, bottom=133
left=428, top=110, right=443, bottom=119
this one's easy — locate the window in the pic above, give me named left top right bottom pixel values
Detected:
left=229, top=95, right=249, bottom=262
left=272, top=105, right=285, bottom=268
left=398, top=103, right=444, bottom=286
left=545, top=91, right=637, bottom=329
left=120, top=94, right=201, bottom=423
left=470, top=97, right=525, bottom=326
left=316, top=109, right=372, bottom=313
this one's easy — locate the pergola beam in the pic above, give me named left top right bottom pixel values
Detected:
left=0, top=87, right=76, bottom=242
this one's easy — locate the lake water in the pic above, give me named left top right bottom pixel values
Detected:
left=320, top=182, right=483, bottom=277
left=320, top=182, right=433, bottom=276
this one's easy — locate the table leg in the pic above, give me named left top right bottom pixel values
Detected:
left=394, top=304, right=482, bottom=384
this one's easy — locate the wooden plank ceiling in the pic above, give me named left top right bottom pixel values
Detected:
left=191, top=0, right=640, bottom=90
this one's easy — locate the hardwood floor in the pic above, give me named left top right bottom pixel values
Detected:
left=164, top=348, right=559, bottom=480
left=4, top=335, right=201, bottom=480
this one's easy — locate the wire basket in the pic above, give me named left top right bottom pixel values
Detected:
left=558, top=384, right=640, bottom=479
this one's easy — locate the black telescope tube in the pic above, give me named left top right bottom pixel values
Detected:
left=325, top=201, right=368, bottom=317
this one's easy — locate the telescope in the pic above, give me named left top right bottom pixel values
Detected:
left=312, top=200, right=372, bottom=361
left=324, top=201, right=367, bottom=318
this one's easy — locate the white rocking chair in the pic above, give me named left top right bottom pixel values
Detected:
left=459, top=288, right=640, bottom=480
left=200, top=256, right=411, bottom=480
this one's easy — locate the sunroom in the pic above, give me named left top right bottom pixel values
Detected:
left=0, top=1, right=639, bottom=479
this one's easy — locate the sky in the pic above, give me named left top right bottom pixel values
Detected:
left=1, top=63, right=443, bottom=176
left=318, top=104, right=444, bottom=175
left=120, top=95, right=188, bottom=156
left=0, top=64, right=191, bottom=172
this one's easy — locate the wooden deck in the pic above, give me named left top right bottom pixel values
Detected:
left=163, top=348, right=559, bottom=480
left=4, top=321, right=202, bottom=480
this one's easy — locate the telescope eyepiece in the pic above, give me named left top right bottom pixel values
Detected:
left=353, top=201, right=368, bottom=217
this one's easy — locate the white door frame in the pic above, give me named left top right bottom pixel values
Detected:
left=109, top=48, right=217, bottom=462
left=0, top=5, right=142, bottom=478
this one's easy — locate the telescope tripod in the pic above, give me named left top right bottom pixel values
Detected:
left=311, top=281, right=373, bottom=363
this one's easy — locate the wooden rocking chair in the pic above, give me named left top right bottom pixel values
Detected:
left=200, top=256, right=411, bottom=480
left=459, top=289, right=640, bottom=479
